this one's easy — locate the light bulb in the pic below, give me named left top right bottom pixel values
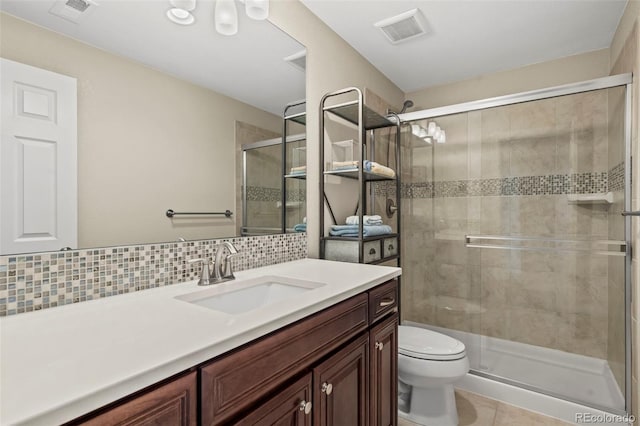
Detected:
left=215, top=0, right=238, bottom=35
left=434, top=126, right=442, bottom=140
left=427, top=121, right=437, bottom=136
left=167, top=8, right=195, bottom=25
left=437, top=130, right=446, bottom=144
left=245, top=0, right=269, bottom=20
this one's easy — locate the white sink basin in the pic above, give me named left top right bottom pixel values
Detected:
left=175, top=275, right=326, bottom=315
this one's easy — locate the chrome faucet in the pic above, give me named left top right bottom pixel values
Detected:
left=188, top=258, right=212, bottom=286
left=212, top=241, right=239, bottom=283
left=188, top=242, right=239, bottom=286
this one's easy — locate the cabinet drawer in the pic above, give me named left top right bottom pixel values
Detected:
left=324, top=239, right=381, bottom=263
left=369, top=280, right=398, bottom=324
left=383, top=237, right=398, bottom=258
left=364, top=240, right=382, bottom=263
left=200, top=293, right=368, bottom=425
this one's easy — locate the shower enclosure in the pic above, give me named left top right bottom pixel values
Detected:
left=399, top=74, right=632, bottom=414
left=241, top=136, right=306, bottom=236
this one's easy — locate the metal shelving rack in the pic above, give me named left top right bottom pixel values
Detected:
left=282, top=100, right=306, bottom=233
left=319, top=87, right=401, bottom=266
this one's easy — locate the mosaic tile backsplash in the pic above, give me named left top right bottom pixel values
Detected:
left=0, top=233, right=307, bottom=317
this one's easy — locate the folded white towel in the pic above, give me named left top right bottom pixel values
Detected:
left=345, top=215, right=383, bottom=225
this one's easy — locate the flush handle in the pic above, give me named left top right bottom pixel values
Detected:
left=321, top=382, right=333, bottom=395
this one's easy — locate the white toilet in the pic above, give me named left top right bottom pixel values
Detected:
left=398, top=325, right=469, bottom=426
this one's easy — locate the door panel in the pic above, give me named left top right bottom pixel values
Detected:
left=235, top=373, right=312, bottom=426
left=313, top=333, right=368, bottom=426
left=1, top=58, right=77, bottom=254
left=370, top=313, right=398, bottom=426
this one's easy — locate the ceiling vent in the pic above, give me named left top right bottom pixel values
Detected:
left=374, top=8, right=428, bottom=44
left=284, top=49, right=306, bottom=72
left=49, top=0, right=98, bottom=24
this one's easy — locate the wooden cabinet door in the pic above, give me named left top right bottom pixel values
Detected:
left=370, top=313, right=398, bottom=426
left=313, top=334, right=368, bottom=426
left=78, top=372, right=197, bottom=426
left=235, top=373, right=313, bottom=426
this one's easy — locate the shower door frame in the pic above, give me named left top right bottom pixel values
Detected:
left=398, top=73, right=633, bottom=415
left=241, top=134, right=306, bottom=236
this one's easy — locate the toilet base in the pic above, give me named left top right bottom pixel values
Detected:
left=399, top=383, right=459, bottom=426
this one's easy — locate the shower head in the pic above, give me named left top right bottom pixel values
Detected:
left=400, top=100, right=414, bottom=113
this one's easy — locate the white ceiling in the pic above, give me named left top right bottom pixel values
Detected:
left=301, top=0, right=627, bottom=93
left=0, top=0, right=305, bottom=115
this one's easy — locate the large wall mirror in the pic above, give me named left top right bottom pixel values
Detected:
left=0, top=0, right=306, bottom=255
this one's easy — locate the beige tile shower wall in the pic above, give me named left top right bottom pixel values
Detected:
left=610, top=1, right=640, bottom=420
left=0, top=13, right=282, bottom=248
left=401, top=90, right=613, bottom=360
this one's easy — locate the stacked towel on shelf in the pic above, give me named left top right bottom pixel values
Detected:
left=345, top=215, right=383, bottom=226
left=329, top=224, right=392, bottom=237
left=289, top=165, right=307, bottom=175
left=331, top=160, right=395, bottom=178
left=294, top=223, right=306, bottom=232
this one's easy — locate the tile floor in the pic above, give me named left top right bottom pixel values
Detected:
left=398, top=389, right=572, bottom=426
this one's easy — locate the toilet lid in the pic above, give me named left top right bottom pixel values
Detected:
left=398, top=326, right=466, bottom=361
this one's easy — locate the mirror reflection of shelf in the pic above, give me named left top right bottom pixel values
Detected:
left=567, top=192, right=614, bottom=204
left=284, top=173, right=306, bottom=180
left=276, top=201, right=304, bottom=209
left=323, top=168, right=395, bottom=182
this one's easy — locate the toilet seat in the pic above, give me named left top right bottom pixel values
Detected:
left=399, top=326, right=466, bottom=361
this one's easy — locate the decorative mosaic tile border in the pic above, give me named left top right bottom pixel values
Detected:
left=376, top=166, right=624, bottom=199
left=609, top=162, right=625, bottom=192
left=0, top=233, right=307, bottom=317
left=245, top=186, right=306, bottom=202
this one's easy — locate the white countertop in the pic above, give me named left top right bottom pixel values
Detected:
left=0, top=258, right=401, bottom=425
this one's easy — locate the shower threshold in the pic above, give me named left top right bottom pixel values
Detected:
left=404, top=321, right=625, bottom=413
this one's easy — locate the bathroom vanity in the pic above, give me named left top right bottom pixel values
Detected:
left=0, top=259, right=401, bottom=425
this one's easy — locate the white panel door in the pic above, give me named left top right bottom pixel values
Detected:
left=0, top=58, right=77, bottom=255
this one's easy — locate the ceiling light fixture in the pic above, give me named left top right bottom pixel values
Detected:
left=166, top=0, right=269, bottom=35
left=215, top=0, right=238, bottom=35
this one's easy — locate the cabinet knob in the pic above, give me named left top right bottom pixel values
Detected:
left=375, top=342, right=384, bottom=351
left=299, top=400, right=312, bottom=414
left=369, top=248, right=376, bottom=255
left=321, top=382, right=333, bottom=395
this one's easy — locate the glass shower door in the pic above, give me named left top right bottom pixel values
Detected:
left=242, top=141, right=282, bottom=236
left=401, top=81, right=630, bottom=413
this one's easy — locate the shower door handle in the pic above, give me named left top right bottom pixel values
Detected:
left=622, top=211, right=640, bottom=216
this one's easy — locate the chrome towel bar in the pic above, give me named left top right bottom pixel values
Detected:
left=464, top=235, right=626, bottom=256
left=621, top=211, right=640, bottom=216
left=166, top=209, right=233, bottom=218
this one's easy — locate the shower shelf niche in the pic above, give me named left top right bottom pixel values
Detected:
left=567, top=192, right=614, bottom=204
